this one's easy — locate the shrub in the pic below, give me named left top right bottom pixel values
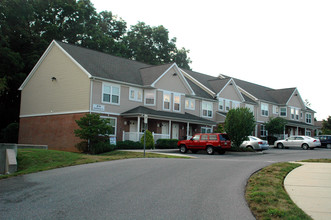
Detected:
left=75, top=141, right=88, bottom=153
left=90, top=141, right=115, bottom=154
left=116, top=140, right=143, bottom=149
left=0, top=122, right=19, bottom=143
left=155, top=139, right=178, bottom=149
left=140, top=130, right=154, bottom=149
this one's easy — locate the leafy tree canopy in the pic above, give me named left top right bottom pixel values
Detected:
left=224, top=108, right=255, bottom=148
left=322, top=116, right=331, bottom=135
left=0, top=0, right=191, bottom=131
left=264, top=117, right=287, bottom=136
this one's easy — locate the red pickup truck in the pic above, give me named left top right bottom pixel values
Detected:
left=177, top=133, right=231, bottom=155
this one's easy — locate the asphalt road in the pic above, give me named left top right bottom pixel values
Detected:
left=1, top=148, right=331, bottom=220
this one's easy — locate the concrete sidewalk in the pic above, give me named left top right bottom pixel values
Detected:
left=284, top=162, right=331, bottom=220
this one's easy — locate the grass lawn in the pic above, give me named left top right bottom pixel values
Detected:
left=0, top=148, right=189, bottom=180
left=246, top=158, right=331, bottom=220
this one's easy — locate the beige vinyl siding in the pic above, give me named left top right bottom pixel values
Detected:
left=154, top=67, right=191, bottom=94
left=218, top=84, right=242, bottom=101
left=20, top=44, right=90, bottom=116
left=287, top=95, right=304, bottom=108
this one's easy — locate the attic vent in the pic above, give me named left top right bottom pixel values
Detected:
left=173, top=73, right=177, bottom=76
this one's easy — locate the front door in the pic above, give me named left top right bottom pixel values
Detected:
left=129, top=120, right=138, bottom=141
left=161, top=122, right=169, bottom=139
left=172, top=123, right=179, bottom=139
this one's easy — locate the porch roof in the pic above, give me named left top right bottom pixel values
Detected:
left=286, top=120, right=317, bottom=129
left=121, top=106, right=216, bottom=126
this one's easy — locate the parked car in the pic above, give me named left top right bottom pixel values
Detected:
left=240, top=136, right=269, bottom=151
left=314, top=135, right=331, bottom=149
left=177, top=133, right=231, bottom=155
left=274, top=136, right=321, bottom=150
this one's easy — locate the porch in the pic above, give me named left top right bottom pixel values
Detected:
left=121, top=106, right=215, bottom=142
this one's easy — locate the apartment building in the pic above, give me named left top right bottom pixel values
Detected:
left=18, top=40, right=316, bottom=151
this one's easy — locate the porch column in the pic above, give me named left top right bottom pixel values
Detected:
left=296, top=127, right=299, bottom=135
left=169, top=120, right=172, bottom=139
left=283, top=127, right=286, bottom=138
left=186, top=122, right=189, bottom=140
left=137, top=116, right=140, bottom=141
left=305, top=128, right=306, bottom=136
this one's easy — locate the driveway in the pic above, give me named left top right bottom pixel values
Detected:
left=1, top=148, right=331, bottom=219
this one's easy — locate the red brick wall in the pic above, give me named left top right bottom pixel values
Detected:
left=18, top=113, right=86, bottom=152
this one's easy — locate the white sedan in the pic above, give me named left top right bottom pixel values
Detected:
left=240, top=136, right=269, bottom=151
left=274, top=136, right=321, bottom=150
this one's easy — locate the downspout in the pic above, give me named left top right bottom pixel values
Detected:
left=89, top=78, right=93, bottom=114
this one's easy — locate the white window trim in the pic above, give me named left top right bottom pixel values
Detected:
left=246, top=104, right=254, bottom=115
left=261, top=103, right=269, bottom=117
left=273, top=105, right=279, bottom=115
left=163, top=91, right=171, bottom=111
left=202, top=101, right=213, bottom=118
left=219, top=98, right=224, bottom=111
left=306, top=113, right=312, bottom=124
left=102, top=82, right=120, bottom=105
left=185, top=98, right=195, bottom=110
left=280, top=107, right=287, bottom=117
left=144, top=90, right=156, bottom=106
left=201, top=127, right=212, bottom=133
left=225, top=100, right=230, bottom=112
left=260, top=124, right=267, bottom=137
left=290, top=107, right=301, bottom=121
left=100, top=116, right=117, bottom=137
left=232, top=101, right=241, bottom=109
left=173, top=93, right=181, bottom=112
left=129, top=87, right=142, bottom=102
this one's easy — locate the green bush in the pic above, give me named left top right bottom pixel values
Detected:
left=0, top=122, right=19, bottom=143
left=75, top=141, right=88, bottom=153
left=140, top=130, right=154, bottom=149
left=90, top=141, right=115, bottom=154
left=156, top=139, right=178, bottom=149
left=116, top=140, right=143, bottom=149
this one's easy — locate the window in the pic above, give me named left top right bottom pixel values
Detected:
left=295, top=109, right=300, bottom=120
left=260, top=124, right=267, bottom=137
left=173, top=93, right=181, bottom=111
left=306, top=130, right=311, bottom=136
left=163, top=92, right=171, bottom=110
left=219, top=98, right=224, bottom=111
left=261, top=103, right=269, bottom=116
left=291, top=108, right=295, bottom=120
left=193, top=135, right=200, bottom=141
left=102, top=83, right=120, bottom=104
left=306, top=113, right=312, bottom=124
left=301, top=111, right=303, bottom=119
left=129, top=87, right=142, bottom=102
left=273, top=105, right=279, bottom=115
left=225, top=100, right=230, bottom=111
left=185, top=98, right=195, bottom=110
left=209, top=135, right=217, bottom=140
left=201, top=127, right=212, bottom=133
left=232, top=101, right=240, bottom=109
left=101, top=117, right=116, bottom=136
left=280, top=107, right=287, bottom=117
left=246, top=104, right=254, bottom=115
left=144, top=90, right=155, bottom=105
left=202, top=101, right=213, bottom=118
left=201, top=135, right=208, bottom=140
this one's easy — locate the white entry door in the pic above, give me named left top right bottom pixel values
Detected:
left=161, top=122, right=169, bottom=138
left=129, top=121, right=138, bottom=141
left=172, top=123, right=179, bottom=139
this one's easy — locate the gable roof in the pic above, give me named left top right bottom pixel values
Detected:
left=56, top=41, right=150, bottom=85
left=266, top=88, right=296, bottom=105
left=140, top=63, right=174, bottom=85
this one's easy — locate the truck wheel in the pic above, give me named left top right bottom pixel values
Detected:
left=179, top=145, right=187, bottom=153
left=206, top=146, right=214, bottom=155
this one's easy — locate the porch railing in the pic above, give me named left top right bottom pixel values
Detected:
left=122, top=131, right=170, bottom=143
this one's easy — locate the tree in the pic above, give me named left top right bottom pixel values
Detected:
left=74, top=114, right=113, bottom=154
left=140, top=130, right=155, bottom=149
left=224, top=108, right=255, bottom=148
left=322, top=116, right=331, bottom=135
left=215, top=124, right=224, bottom=133
left=264, top=117, right=287, bottom=136
left=124, top=22, right=191, bottom=68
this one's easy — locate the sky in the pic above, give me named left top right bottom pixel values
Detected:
left=92, top=0, right=331, bottom=121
